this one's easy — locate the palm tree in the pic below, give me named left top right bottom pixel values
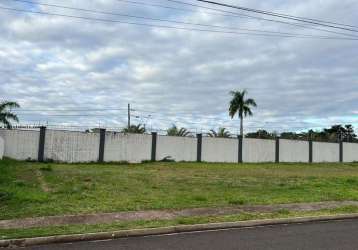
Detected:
left=166, top=125, right=191, bottom=137
left=121, top=124, right=146, bottom=134
left=0, top=101, right=20, bottom=129
left=229, top=90, right=257, bottom=137
left=208, top=127, right=231, bottom=138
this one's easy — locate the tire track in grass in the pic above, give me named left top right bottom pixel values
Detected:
left=35, top=170, right=51, bottom=193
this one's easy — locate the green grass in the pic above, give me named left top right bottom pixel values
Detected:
left=1, top=159, right=358, bottom=220
left=1, top=205, right=358, bottom=240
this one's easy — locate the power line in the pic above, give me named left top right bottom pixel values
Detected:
left=116, top=0, right=244, bottom=18
left=129, top=113, right=358, bottom=130
left=0, top=6, right=335, bottom=40
left=203, top=3, right=358, bottom=29
left=1, top=5, right=356, bottom=40
left=132, top=108, right=358, bottom=125
left=18, top=107, right=218, bottom=117
left=16, top=115, right=358, bottom=133
left=18, top=114, right=111, bottom=117
left=16, top=119, right=319, bottom=130
left=167, top=0, right=357, bottom=28
left=18, top=108, right=217, bottom=119
left=157, top=0, right=358, bottom=38
left=16, top=107, right=358, bottom=127
left=194, top=0, right=358, bottom=33
left=193, top=0, right=358, bottom=29
left=15, top=110, right=304, bottom=127
left=18, top=108, right=128, bottom=112
left=6, top=0, right=341, bottom=38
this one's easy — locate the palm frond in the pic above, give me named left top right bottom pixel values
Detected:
left=209, top=128, right=231, bottom=138
left=178, top=128, right=190, bottom=136
left=167, top=125, right=190, bottom=137
left=0, top=117, right=12, bottom=129
left=0, top=102, right=20, bottom=128
left=208, top=129, right=217, bottom=137
left=243, top=107, right=253, bottom=117
left=2, top=112, right=19, bottom=122
left=0, top=101, right=20, bottom=112
left=121, top=124, right=146, bottom=134
left=245, top=98, right=257, bottom=107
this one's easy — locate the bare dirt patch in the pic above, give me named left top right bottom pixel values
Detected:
left=1, top=201, right=357, bottom=230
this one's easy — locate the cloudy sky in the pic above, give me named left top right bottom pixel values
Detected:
left=0, top=0, right=357, bottom=134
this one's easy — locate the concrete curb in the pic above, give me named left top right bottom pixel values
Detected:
left=1, top=214, right=358, bottom=248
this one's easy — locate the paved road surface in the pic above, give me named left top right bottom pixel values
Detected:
left=26, top=219, right=358, bottom=250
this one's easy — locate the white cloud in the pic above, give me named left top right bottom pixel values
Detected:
left=0, top=0, right=357, bottom=133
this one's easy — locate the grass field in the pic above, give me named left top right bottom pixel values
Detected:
left=1, top=159, right=358, bottom=220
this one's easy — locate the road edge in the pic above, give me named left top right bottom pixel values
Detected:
left=1, top=213, right=358, bottom=248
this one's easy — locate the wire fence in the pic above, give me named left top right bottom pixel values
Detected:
left=3, top=123, right=357, bottom=143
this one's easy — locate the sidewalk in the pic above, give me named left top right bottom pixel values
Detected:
left=1, top=201, right=357, bottom=230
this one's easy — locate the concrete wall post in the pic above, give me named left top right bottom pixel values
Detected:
left=197, top=134, right=202, bottom=162
left=151, top=132, right=157, bottom=161
left=275, top=137, right=280, bottom=163
left=38, top=126, right=46, bottom=162
left=98, top=129, right=106, bottom=163
left=238, top=136, right=243, bottom=163
left=339, top=141, right=343, bottom=163
left=309, top=140, right=313, bottom=163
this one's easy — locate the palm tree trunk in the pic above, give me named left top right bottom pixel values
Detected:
left=240, top=115, right=243, bottom=138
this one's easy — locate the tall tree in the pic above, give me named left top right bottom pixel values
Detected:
left=229, top=90, right=257, bottom=137
left=208, top=127, right=231, bottom=138
left=166, top=125, right=191, bottom=137
left=345, top=124, right=356, bottom=142
left=121, top=124, right=146, bottom=134
left=0, top=101, right=20, bottom=129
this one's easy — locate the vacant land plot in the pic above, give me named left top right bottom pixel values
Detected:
left=1, top=159, right=358, bottom=220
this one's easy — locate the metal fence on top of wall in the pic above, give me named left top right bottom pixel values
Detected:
left=0, top=128, right=358, bottom=163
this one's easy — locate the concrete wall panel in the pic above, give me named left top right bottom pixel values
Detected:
left=279, top=139, right=309, bottom=163
left=156, top=136, right=197, bottom=162
left=104, top=133, right=152, bottom=163
left=0, top=129, right=39, bottom=160
left=313, top=142, right=339, bottom=163
left=44, top=130, right=100, bottom=163
left=202, top=137, right=238, bottom=163
left=343, top=143, right=358, bottom=162
left=243, top=138, right=275, bottom=163
left=0, top=136, right=4, bottom=160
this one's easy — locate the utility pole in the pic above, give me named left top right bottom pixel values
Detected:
left=127, top=103, right=131, bottom=130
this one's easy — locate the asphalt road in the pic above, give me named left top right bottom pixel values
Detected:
left=26, top=219, right=358, bottom=250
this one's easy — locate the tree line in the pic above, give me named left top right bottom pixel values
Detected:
left=113, top=123, right=357, bottom=142
left=246, top=124, right=357, bottom=142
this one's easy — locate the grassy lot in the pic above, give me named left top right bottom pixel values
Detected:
left=1, top=159, right=358, bottom=220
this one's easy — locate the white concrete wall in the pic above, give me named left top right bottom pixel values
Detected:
left=156, top=135, right=197, bottom=162
left=343, top=143, right=358, bottom=162
left=279, top=139, right=309, bottom=163
left=0, top=129, right=39, bottom=160
left=104, top=133, right=152, bottom=163
left=1, top=128, right=357, bottom=164
left=44, top=130, right=100, bottom=163
left=0, top=136, right=4, bottom=160
left=243, top=138, right=275, bottom=163
left=313, top=142, right=339, bottom=163
left=202, top=137, right=238, bottom=163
